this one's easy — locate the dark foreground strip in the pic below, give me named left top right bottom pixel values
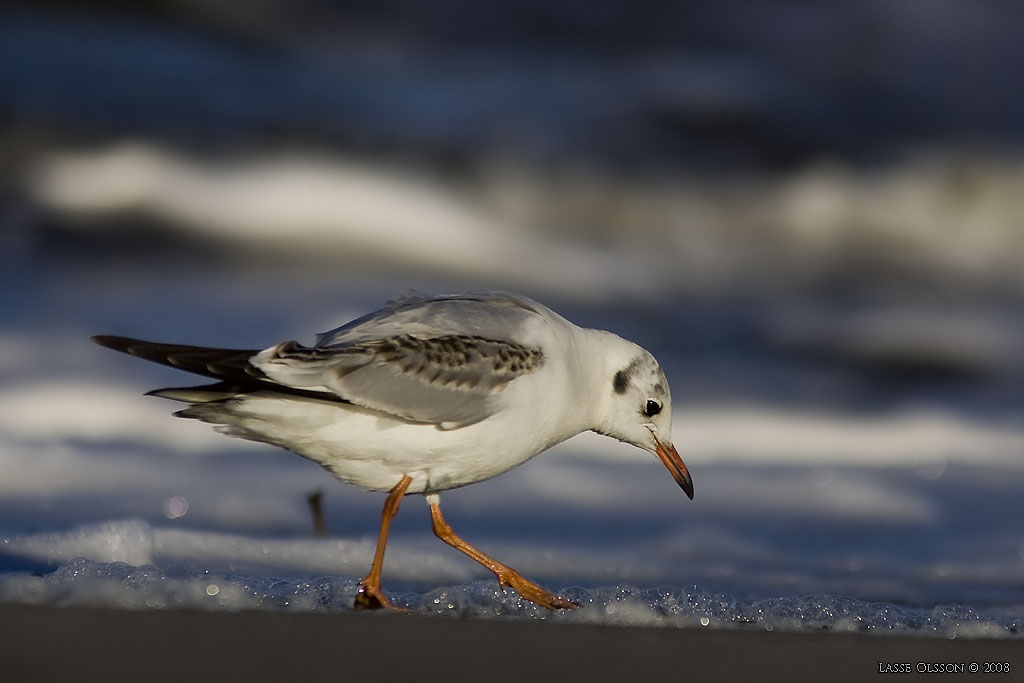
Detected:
left=1, top=603, right=1016, bottom=683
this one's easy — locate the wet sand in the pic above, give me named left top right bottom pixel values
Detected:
left=2, top=603, right=1017, bottom=682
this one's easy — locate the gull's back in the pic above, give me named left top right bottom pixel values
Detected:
left=315, top=291, right=562, bottom=348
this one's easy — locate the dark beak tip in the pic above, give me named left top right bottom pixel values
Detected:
left=653, top=437, right=695, bottom=501
left=675, top=471, right=694, bottom=500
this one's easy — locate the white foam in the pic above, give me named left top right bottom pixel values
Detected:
left=1, top=558, right=1018, bottom=637
left=0, top=520, right=472, bottom=583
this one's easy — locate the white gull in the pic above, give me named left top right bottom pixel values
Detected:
left=92, top=291, right=693, bottom=609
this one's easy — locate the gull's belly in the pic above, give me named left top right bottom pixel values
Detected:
left=223, top=388, right=574, bottom=494
left=312, top=414, right=543, bottom=493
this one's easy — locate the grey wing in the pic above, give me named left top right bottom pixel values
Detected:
left=313, top=291, right=558, bottom=347
left=251, top=333, right=545, bottom=428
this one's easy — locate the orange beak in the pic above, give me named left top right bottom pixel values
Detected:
left=654, top=435, right=694, bottom=500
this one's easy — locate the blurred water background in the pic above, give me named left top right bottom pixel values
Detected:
left=1, top=1, right=1022, bottom=634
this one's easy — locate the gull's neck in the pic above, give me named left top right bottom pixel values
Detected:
left=569, top=327, right=640, bottom=434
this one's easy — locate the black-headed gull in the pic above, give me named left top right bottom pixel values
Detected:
left=93, top=292, right=693, bottom=609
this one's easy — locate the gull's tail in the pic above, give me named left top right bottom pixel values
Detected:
left=90, top=335, right=261, bottom=382
left=90, top=335, right=347, bottom=406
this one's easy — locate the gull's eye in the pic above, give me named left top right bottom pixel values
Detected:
left=643, top=399, right=662, bottom=417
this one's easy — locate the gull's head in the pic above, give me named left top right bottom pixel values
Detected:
left=590, top=335, right=693, bottom=500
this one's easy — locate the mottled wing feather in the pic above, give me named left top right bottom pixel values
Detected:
left=252, top=334, right=544, bottom=427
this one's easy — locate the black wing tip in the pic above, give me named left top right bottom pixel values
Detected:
left=91, top=335, right=140, bottom=353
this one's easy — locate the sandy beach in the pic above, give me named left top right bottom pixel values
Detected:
left=3, top=603, right=1017, bottom=682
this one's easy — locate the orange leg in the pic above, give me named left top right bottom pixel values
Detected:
left=354, top=474, right=412, bottom=610
left=427, top=494, right=578, bottom=610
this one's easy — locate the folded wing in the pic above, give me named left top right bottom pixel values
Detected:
left=252, top=334, right=544, bottom=428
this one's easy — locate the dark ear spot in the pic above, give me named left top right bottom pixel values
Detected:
left=612, top=370, right=629, bottom=394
